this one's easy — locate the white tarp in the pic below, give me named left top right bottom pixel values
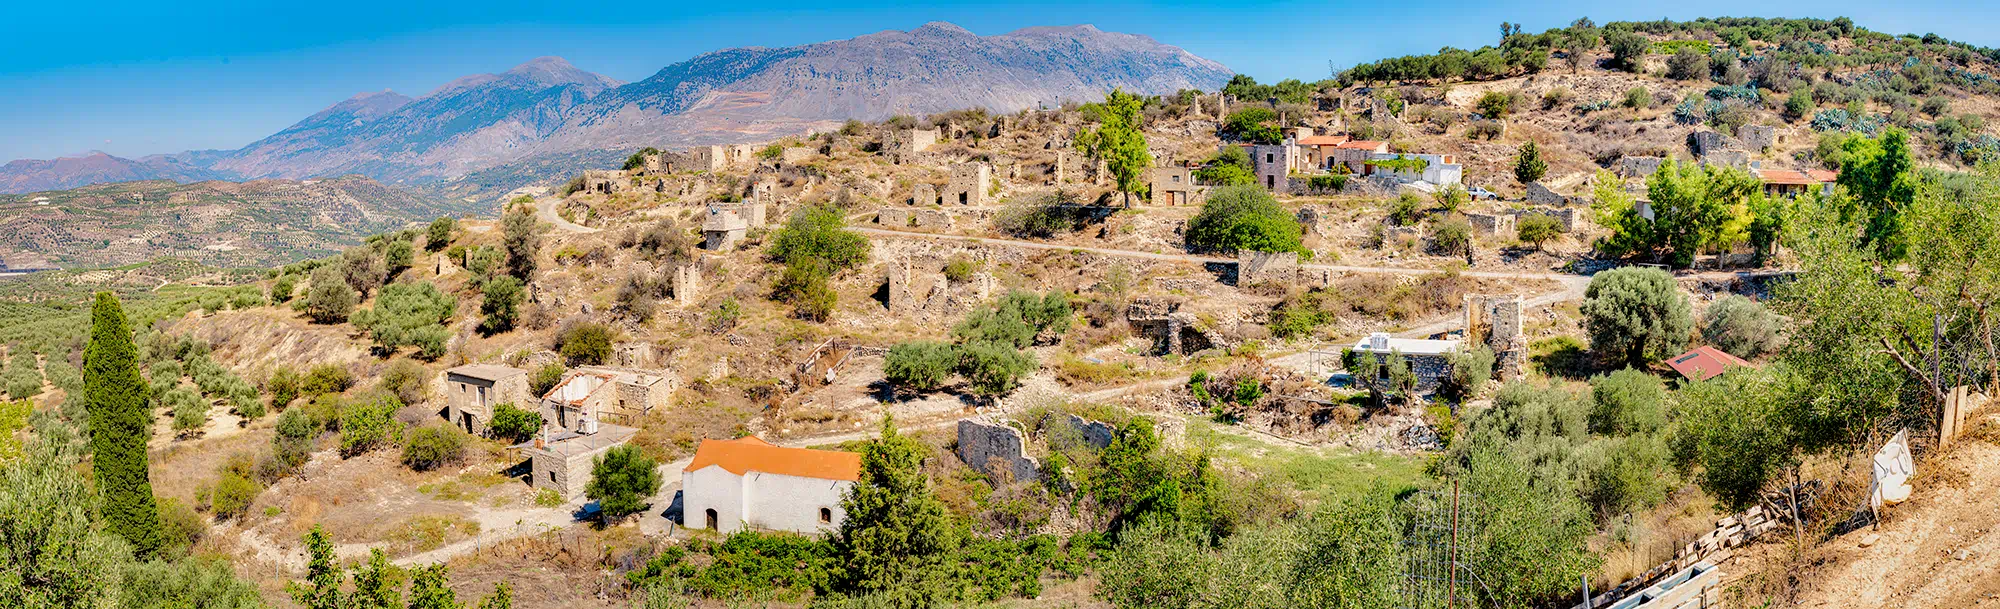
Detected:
left=1870, top=429, right=1914, bottom=508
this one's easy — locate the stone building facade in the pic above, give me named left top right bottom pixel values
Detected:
left=943, top=163, right=993, bottom=206
left=442, top=364, right=529, bottom=436
left=525, top=424, right=639, bottom=500
left=1464, top=294, right=1526, bottom=380
left=538, top=366, right=677, bottom=431
left=1237, top=250, right=1299, bottom=285
left=1350, top=333, right=1459, bottom=394
left=1150, top=166, right=1206, bottom=206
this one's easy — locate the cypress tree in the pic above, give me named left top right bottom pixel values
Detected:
left=83, top=292, right=162, bottom=556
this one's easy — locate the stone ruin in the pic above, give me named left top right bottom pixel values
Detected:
left=877, top=208, right=914, bottom=227
left=578, top=170, right=626, bottom=195
left=1126, top=297, right=1232, bottom=356
left=1516, top=207, right=1588, bottom=232
left=943, top=163, right=994, bottom=206
left=1468, top=212, right=1516, bottom=237
left=671, top=262, right=700, bottom=305
left=956, top=418, right=1040, bottom=485
left=910, top=183, right=939, bottom=206
left=1690, top=130, right=1754, bottom=169
left=956, top=415, right=1118, bottom=486
left=1737, top=124, right=1777, bottom=151
left=913, top=209, right=953, bottom=229
left=701, top=208, right=748, bottom=250
left=883, top=257, right=952, bottom=318
left=1464, top=294, right=1525, bottom=380
left=1618, top=155, right=1666, bottom=178
left=1236, top=250, right=1299, bottom=285
left=778, top=147, right=815, bottom=164
left=885, top=128, right=939, bottom=164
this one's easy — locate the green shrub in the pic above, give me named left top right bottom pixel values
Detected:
left=772, top=258, right=837, bottom=322
left=265, top=366, right=302, bottom=409
left=401, top=425, right=468, bottom=471
left=302, top=364, right=353, bottom=397
left=1185, top=185, right=1302, bottom=254
left=165, top=388, right=209, bottom=432
left=1445, top=345, right=1496, bottom=402
left=488, top=403, right=542, bottom=443
left=556, top=322, right=614, bottom=366
left=1581, top=267, right=1693, bottom=367
left=426, top=217, right=457, bottom=251
left=4, top=350, right=42, bottom=400
left=1701, top=295, right=1784, bottom=359
left=479, top=275, right=525, bottom=335
left=1587, top=368, right=1667, bottom=436
left=270, top=275, right=299, bottom=304
left=1623, top=86, right=1653, bottom=109
left=884, top=341, right=959, bottom=391
left=1476, top=90, right=1518, bottom=118
left=210, top=472, right=261, bottom=520
left=378, top=359, right=429, bottom=406
left=529, top=363, right=567, bottom=398
left=350, top=282, right=456, bottom=360
left=303, top=266, right=357, bottom=324
left=958, top=342, right=1036, bottom=397
left=769, top=204, right=871, bottom=272
left=338, top=394, right=402, bottom=457
left=586, top=445, right=661, bottom=523
left=1431, top=216, right=1472, bottom=256
left=1516, top=214, right=1563, bottom=249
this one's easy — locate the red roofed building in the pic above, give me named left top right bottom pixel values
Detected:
left=681, top=437, right=862, bottom=534
left=1668, top=346, right=1755, bottom=381
left=1329, top=140, right=1390, bottom=173
left=1756, top=167, right=1838, bottom=198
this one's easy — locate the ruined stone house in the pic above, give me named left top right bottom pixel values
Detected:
left=681, top=436, right=861, bottom=534
left=538, top=366, right=677, bottom=431
left=1349, top=332, right=1458, bottom=393
left=1464, top=295, right=1526, bottom=380
left=1150, top=166, right=1206, bottom=206
left=524, top=423, right=640, bottom=500
left=1126, top=297, right=1231, bottom=356
left=441, top=364, right=529, bottom=436
left=943, top=163, right=994, bottom=206
left=884, top=128, right=939, bottom=164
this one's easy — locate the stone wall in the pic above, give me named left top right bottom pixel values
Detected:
left=1737, top=124, right=1777, bottom=151
left=913, top=209, right=954, bottom=229
left=944, top=163, right=994, bottom=206
left=1066, top=415, right=1115, bottom=449
left=1515, top=207, right=1586, bottom=232
left=1468, top=212, right=1516, bottom=236
left=877, top=208, right=915, bottom=227
left=1236, top=250, right=1299, bottom=285
left=1465, top=294, right=1526, bottom=380
left=671, top=263, right=700, bottom=305
left=956, top=418, right=1040, bottom=485
left=911, top=183, right=939, bottom=206
left=1618, top=156, right=1665, bottom=178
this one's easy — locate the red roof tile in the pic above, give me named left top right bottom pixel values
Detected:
left=687, top=437, right=862, bottom=481
left=1299, top=135, right=1351, bottom=146
left=1335, top=140, right=1387, bottom=150
left=1668, top=346, right=1755, bottom=381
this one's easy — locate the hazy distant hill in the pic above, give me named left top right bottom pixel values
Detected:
left=0, top=22, right=1231, bottom=194
left=0, top=175, right=483, bottom=269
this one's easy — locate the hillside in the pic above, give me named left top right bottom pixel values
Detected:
left=0, top=22, right=1231, bottom=194
left=0, top=175, right=481, bottom=269
left=5, top=14, right=2000, bottom=609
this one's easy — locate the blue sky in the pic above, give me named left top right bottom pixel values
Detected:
left=3, top=0, right=1995, bottom=161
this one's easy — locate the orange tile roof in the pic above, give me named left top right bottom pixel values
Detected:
left=687, top=437, right=862, bottom=481
left=1668, top=346, right=1755, bottom=381
left=1298, top=135, right=1350, bottom=146
left=1335, top=140, right=1386, bottom=150
left=1757, top=168, right=1838, bottom=186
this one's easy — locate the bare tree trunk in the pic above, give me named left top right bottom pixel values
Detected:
left=1789, top=465, right=1805, bottom=546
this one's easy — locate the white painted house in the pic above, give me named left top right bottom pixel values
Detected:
left=681, top=437, right=862, bottom=535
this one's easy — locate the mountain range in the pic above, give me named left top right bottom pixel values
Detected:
left=1, top=22, right=1231, bottom=194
